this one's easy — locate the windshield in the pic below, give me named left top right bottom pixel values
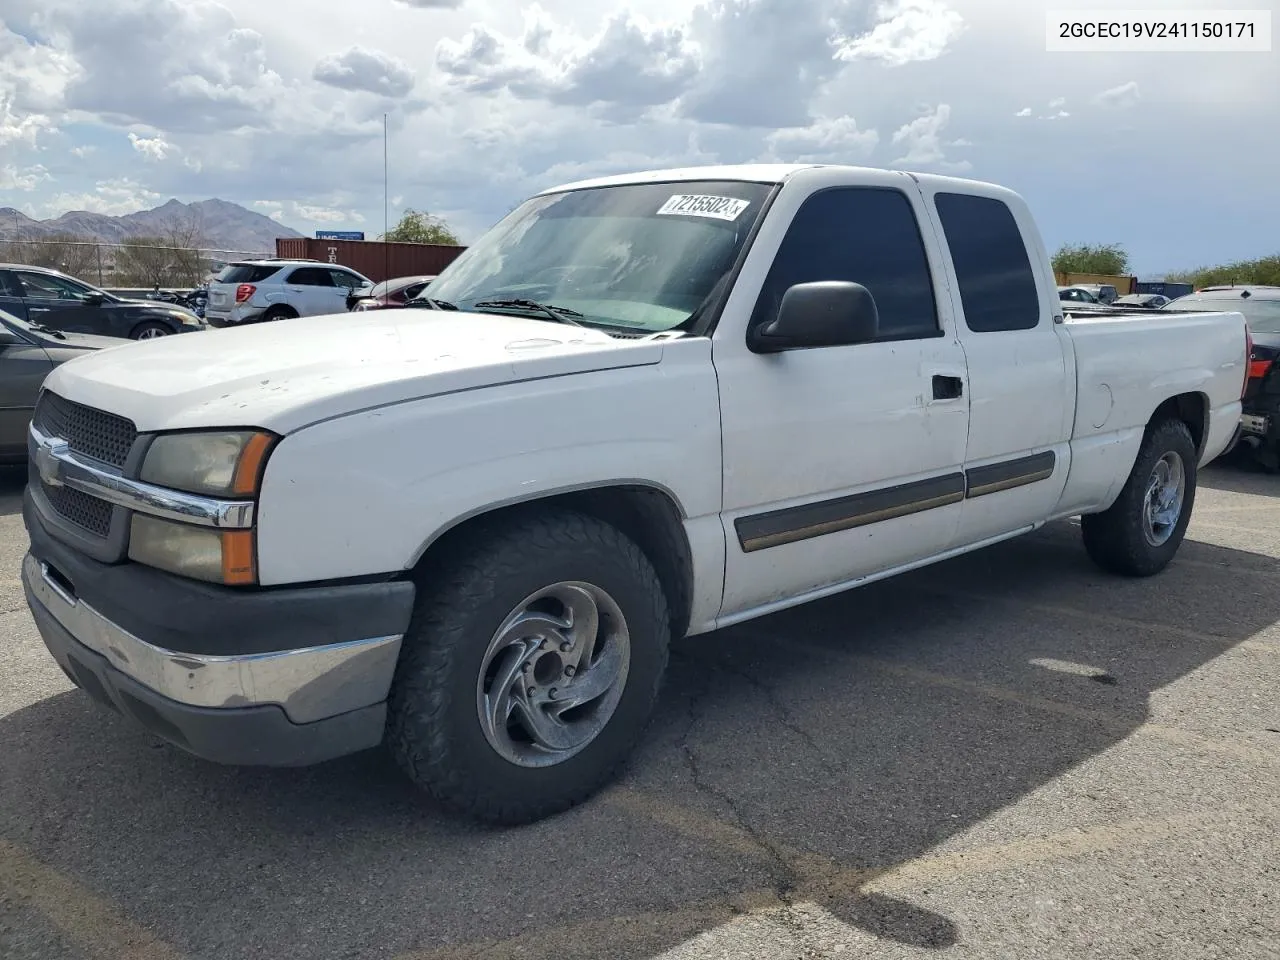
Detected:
left=423, top=180, right=774, bottom=333
left=1164, top=294, right=1280, bottom=334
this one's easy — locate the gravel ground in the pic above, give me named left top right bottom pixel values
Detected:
left=2, top=461, right=1278, bottom=960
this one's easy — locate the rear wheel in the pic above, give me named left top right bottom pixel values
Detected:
left=130, top=321, right=173, bottom=340
left=386, top=508, right=671, bottom=825
left=1081, top=418, right=1197, bottom=577
left=261, top=305, right=298, bottom=322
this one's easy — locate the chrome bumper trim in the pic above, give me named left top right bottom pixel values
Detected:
left=1241, top=413, right=1269, bottom=436
left=23, top=553, right=402, bottom=724
left=30, top=423, right=255, bottom=529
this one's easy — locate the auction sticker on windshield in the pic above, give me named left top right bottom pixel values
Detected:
left=656, top=195, right=751, bottom=221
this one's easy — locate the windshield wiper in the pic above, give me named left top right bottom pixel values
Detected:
left=471, top=298, right=588, bottom=328
left=407, top=297, right=458, bottom=310
left=29, top=323, right=66, bottom=340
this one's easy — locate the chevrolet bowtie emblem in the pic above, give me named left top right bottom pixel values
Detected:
left=35, top=439, right=69, bottom=488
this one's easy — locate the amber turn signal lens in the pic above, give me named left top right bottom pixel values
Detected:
left=232, top=433, right=275, bottom=497
left=221, top=530, right=256, bottom=585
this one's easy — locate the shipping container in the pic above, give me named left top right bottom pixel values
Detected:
left=1053, top=272, right=1137, bottom=295
left=274, top=237, right=467, bottom=284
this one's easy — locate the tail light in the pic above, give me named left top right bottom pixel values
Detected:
left=235, top=284, right=256, bottom=303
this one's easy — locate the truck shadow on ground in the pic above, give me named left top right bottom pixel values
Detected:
left=2, top=492, right=1278, bottom=959
left=0, top=467, right=25, bottom=517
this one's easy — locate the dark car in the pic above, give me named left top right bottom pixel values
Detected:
left=1161, top=286, right=1280, bottom=470
left=0, top=308, right=129, bottom=464
left=0, top=265, right=206, bottom=340
left=349, top=274, right=437, bottom=311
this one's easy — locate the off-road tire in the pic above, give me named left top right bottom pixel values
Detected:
left=386, top=508, right=671, bottom=825
left=1081, top=418, right=1197, bottom=577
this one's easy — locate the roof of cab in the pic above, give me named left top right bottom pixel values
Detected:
left=537, top=162, right=1006, bottom=196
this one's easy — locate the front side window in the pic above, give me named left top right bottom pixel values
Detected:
left=751, top=186, right=940, bottom=340
left=329, top=270, right=364, bottom=289
left=934, top=193, right=1041, bottom=333
left=424, top=180, right=773, bottom=333
left=15, top=270, right=93, bottom=301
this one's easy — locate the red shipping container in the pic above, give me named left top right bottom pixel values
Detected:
left=275, top=238, right=466, bottom=284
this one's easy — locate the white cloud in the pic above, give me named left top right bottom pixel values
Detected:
left=890, top=103, right=970, bottom=171
left=294, top=204, right=366, bottom=224
left=0, top=163, right=53, bottom=191
left=832, top=0, right=966, bottom=66
left=393, top=0, right=464, bottom=7
left=128, top=132, right=175, bottom=161
left=45, top=178, right=162, bottom=216
left=764, top=116, right=879, bottom=162
left=1048, top=97, right=1066, bottom=108
left=1095, top=81, right=1141, bottom=109
left=313, top=47, right=416, bottom=98
left=70, top=144, right=96, bottom=157
left=0, top=93, right=54, bottom=146
left=436, top=0, right=965, bottom=128
left=1015, top=107, right=1031, bottom=117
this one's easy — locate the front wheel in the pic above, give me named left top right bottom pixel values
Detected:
left=1081, top=418, right=1197, bottom=577
left=130, top=321, right=174, bottom=340
left=386, top=508, right=671, bottom=825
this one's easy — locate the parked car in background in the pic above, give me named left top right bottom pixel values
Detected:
left=0, top=309, right=127, bottom=464
left=1163, top=286, right=1280, bottom=470
left=349, top=275, right=438, bottom=312
left=1114, top=293, right=1169, bottom=309
left=0, top=265, right=206, bottom=340
left=1058, top=285, right=1102, bottom=303
left=205, top=259, right=373, bottom=327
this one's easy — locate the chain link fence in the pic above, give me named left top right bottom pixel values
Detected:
left=0, top=236, right=273, bottom=291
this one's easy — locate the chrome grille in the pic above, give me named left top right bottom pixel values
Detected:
left=41, top=483, right=113, bottom=537
left=33, top=391, right=137, bottom=468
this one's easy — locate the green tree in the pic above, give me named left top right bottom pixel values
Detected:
left=380, top=208, right=460, bottom=245
left=1166, top=254, right=1280, bottom=290
left=1052, top=242, right=1130, bottom=276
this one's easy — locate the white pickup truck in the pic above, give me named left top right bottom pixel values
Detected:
left=21, top=164, right=1249, bottom=824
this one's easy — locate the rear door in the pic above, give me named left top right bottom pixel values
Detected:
left=0, top=324, right=53, bottom=461
left=0, top=271, right=28, bottom=320
left=914, top=185, right=1073, bottom=548
left=284, top=267, right=343, bottom=316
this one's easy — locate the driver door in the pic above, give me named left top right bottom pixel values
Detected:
left=12, top=270, right=105, bottom=334
left=713, top=175, right=971, bottom=619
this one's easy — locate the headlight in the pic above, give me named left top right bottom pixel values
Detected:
left=140, top=430, right=275, bottom=497
left=128, top=514, right=256, bottom=585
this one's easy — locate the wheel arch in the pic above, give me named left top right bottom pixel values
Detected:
left=1147, top=391, right=1208, bottom=460
left=408, top=481, right=696, bottom=640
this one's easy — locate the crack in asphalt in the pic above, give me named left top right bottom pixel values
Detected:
left=669, top=649, right=834, bottom=959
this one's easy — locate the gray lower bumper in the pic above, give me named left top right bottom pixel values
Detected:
left=22, top=552, right=406, bottom=766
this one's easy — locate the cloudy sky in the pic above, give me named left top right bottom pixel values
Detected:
left=0, top=0, right=1276, bottom=274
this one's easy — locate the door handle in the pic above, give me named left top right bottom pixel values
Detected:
left=932, top=374, right=964, bottom=401
left=28, top=306, right=50, bottom=314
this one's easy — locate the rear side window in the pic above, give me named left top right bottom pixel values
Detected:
left=215, top=264, right=280, bottom=284
left=934, top=193, right=1041, bottom=333
left=752, top=186, right=940, bottom=340
left=0, top=271, right=22, bottom=298
left=287, top=268, right=335, bottom=286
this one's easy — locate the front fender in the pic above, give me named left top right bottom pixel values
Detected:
left=254, top=341, right=723, bottom=590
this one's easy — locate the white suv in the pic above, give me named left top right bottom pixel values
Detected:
left=205, top=259, right=372, bottom=327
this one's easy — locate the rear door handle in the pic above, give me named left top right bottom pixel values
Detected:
left=932, top=375, right=964, bottom=400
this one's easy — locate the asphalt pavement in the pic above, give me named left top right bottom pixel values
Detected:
left=2, top=461, right=1278, bottom=959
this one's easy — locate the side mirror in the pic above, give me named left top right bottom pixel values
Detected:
left=84, top=292, right=106, bottom=306
left=750, top=281, right=879, bottom=353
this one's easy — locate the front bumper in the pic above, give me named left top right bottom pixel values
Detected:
left=23, top=498, right=417, bottom=766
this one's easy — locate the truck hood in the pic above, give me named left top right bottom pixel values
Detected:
left=43, top=310, right=665, bottom=434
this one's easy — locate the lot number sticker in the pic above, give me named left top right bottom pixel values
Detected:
left=656, top=194, right=751, bottom=221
